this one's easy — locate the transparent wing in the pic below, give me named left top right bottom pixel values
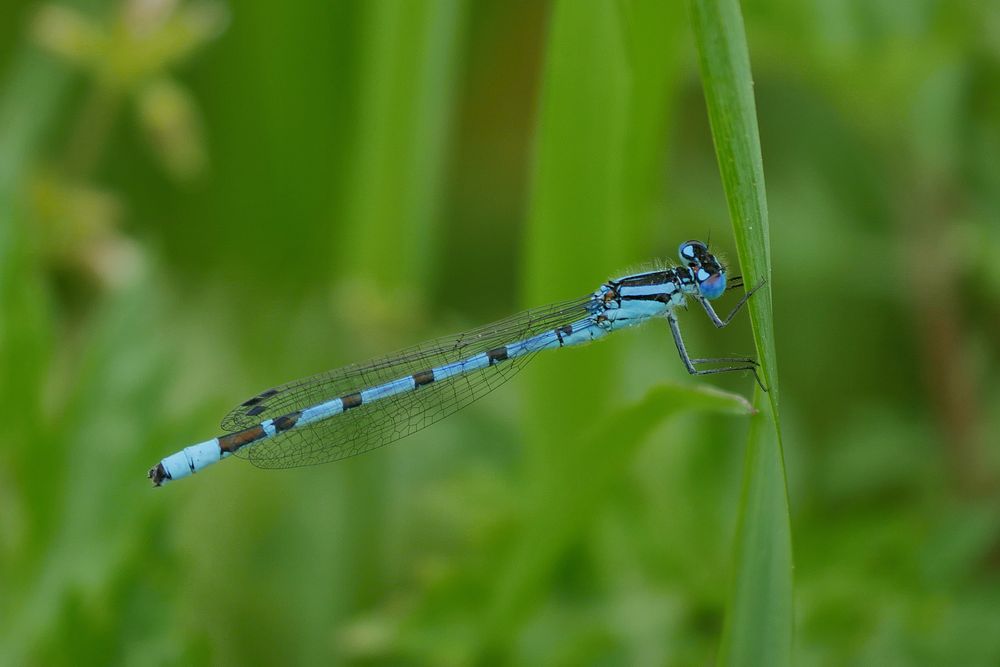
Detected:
left=222, top=294, right=600, bottom=469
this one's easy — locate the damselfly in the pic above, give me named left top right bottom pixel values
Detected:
left=149, top=240, right=764, bottom=486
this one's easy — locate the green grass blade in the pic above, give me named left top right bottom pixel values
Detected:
left=519, top=0, right=629, bottom=586
left=719, top=403, right=792, bottom=666
left=341, top=0, right=464, bottom=288
left=688, top=0, right=778, bottom=404
left=687, top=0, right=793, bottom=664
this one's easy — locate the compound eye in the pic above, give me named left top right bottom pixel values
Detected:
left=678, top=240, right=707, bottom=264
left=697, top=267, right=726, bottom=299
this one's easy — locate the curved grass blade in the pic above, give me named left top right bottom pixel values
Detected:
left=688, top=0, right=793, bottom=664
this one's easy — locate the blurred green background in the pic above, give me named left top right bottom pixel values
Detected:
left=2, top=0, right=999, bottom=664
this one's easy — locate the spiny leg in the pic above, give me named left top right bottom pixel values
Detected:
left=665, top=312, right=767, bottom=391
left=698, top=278, right=766, bottom=328
left=690, top=356, right=758, bottom=366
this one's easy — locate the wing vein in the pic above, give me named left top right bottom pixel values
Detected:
left=221, top=294, right=600, bottom=468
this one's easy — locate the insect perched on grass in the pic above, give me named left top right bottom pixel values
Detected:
left=149, top=240, right=764, bottom=486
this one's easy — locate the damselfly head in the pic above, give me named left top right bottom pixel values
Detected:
left=678, top=240, right=727, bottom=300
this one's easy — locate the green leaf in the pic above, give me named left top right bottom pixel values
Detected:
left=687, top=0, right=793, bottom=664
left=481, top=383, right=755, bottom=654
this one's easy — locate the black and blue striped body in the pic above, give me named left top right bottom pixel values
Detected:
left=149, top=243, right=736, bottom=486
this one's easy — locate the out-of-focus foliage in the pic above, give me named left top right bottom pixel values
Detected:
left=1, top=0, right=998, bottom=665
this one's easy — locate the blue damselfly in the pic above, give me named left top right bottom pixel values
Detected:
left=149, top=240, right=764, bottom=485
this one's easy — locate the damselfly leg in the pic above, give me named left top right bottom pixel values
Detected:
left=698, top=278, right=766, bottom=328
left=665, top=279, right=768, bottom=391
